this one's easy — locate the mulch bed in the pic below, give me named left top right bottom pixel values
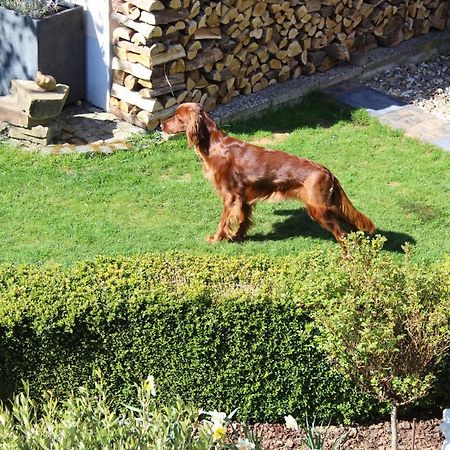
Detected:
left=230, top=418, right=443, bottom=449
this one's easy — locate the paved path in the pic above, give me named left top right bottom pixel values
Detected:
left=0, top=102, right=145, bottom=155
left=323, top=81, right=450, bottom=152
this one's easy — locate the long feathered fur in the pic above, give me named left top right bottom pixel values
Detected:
left=161, top=103, right=375, bottom=248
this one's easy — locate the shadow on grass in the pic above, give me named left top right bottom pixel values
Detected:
left=225, top=92, right=355, bottom=135
left=248, top=208, right=415, bottom=254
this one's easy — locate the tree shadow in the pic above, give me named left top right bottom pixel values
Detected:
left=248, top=208, right=415, bottom=253
left=224, top=92, right=355, bottom=136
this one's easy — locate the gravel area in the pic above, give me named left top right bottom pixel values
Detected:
left=367, top=55, right=450, bottom=120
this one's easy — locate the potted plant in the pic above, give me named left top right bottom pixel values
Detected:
left=0, top=0, right=85, bottom=103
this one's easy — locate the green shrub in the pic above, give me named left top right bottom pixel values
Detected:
left=311, top=234, right=450, bottom=449
left=0, top=371, right=253, bottom=449
left=0, top=0, right=59, bottom=18
left=0, top=241, right=448, bottom=423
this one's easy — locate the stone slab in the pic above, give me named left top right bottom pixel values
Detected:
left=0, top=96, right=49, bottom=127
left=11, top=80, right=69, bottom=119
left=328, top=86, right=406, bottom=111
left=8, top=126, right=52, bottom=145
left=432, top=136, right=450, bottom=152
left=9, top=124, right=51, bottom=139
left=376, top=106, right=450, bottom=142
left=326, top=83, right=450, bottom=152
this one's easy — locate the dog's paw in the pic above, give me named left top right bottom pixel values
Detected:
left=206, top=235, right=217, bottom=243
left=231, top=234, right=245, bottom=242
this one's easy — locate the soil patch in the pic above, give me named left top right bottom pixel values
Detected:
left=230, top=418, right=442, bottom=449
left=250, top=133, right=290, bottom=147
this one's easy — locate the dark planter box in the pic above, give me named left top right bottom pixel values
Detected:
left=0, top=3, right=85, bottom=104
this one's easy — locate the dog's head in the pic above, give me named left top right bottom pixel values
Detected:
left=161, top=103, right=210, bottom=152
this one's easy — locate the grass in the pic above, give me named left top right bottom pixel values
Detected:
left=0, top=93, right=448, bottom=265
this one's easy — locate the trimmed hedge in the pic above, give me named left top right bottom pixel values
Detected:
left=0, top=247, right=448, bottom=423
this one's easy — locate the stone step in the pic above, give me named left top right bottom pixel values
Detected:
left=10, top=80, right=69, bottom=120
left=8, top=124, right=54, bottom=146
left=0, top=95, right=50, bottom=128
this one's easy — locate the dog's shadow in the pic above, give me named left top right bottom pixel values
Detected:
left=248, top=208, right=415, bottom=253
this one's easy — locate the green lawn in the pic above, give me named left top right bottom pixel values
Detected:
left=0, top=93, right=448, bottom=265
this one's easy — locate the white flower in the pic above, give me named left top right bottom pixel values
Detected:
left=236, top=437, right=256, bottom=450
left=205, top=410, right=227, bottom=424
left=210, top=421, right=226, bottom=441
left=144, top=374, right=156, bottom=396
left=284, top=414, right=299, bottom=430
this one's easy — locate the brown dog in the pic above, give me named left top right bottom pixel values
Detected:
left=161, top=102, right=375, bottom=247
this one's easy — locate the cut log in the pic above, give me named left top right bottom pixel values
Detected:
left=324, top=42, right=350, bottom=60
left=127, top=45, right=186, bottom=68
left=117, top=40, right=165, bottom=57
left=125, top=74, right=139, bottom=90
left=139, top=82, right=186, bottom=98
left=139, top=8, right=189, bottom=25
left=185, top=47, right=224, bottom=71
left=110, top=104, right=149, bottom=129
left=194, top=27, right=222, bottom=39
left=127, top=0, right=164, bottom=12
left=111, top=12, right=162, bottom=38
left=136, top=110, right=160, bottom=130
left=138, top=72, right=184, bottom=89
left=111, top=83, right=163, bottom=112
left=112, top=26, right=134, bottom=42
left=112, top=57, right=153, bottom=79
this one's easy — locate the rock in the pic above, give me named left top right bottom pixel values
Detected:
left=35, top=71, right=57, bottom=91
left=7, top=122, right=61, bottom=145
left=8, top=125, right=53, bottom=145
left=284, top=438, right=294, bottom=448
left=10, top=80, right=69, bottom=120
left=0, top=96, right=50, bottom=127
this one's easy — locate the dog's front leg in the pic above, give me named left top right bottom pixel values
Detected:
left=207, top=193, right=235, bottom=243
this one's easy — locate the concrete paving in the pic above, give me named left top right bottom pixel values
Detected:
left=324, top=82, right=450, bottom=152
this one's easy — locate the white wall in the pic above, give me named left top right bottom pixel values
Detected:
left=71, top=0, right=111, bottom=110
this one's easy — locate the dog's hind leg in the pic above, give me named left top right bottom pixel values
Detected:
left=306, top=205, right=349, bottom=247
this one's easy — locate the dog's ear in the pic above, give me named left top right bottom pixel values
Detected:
left=186, top=109, right=210, bottom=154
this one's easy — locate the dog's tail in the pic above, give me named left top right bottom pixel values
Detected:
left=330, top=175, right=375, bottom=233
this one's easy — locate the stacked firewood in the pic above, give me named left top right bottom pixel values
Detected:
left=110, top=0, right=450, bottom=130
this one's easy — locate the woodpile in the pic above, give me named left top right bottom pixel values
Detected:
left=110, top=0, right=450, bottom=130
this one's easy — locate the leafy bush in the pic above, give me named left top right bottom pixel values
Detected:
left=0, top=0, right=59, bottom=18
left=0, top=241, right=448, bottom=424
left=311, top=234, right=450, bottom=449
left=0, top=371, right=260, bottom=449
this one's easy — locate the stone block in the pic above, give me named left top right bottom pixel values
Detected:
left=8, top=124, right=55, bottom=145
left=0, top=95, right=50, bottom=127
left=10, top=80, right=69, bottom=120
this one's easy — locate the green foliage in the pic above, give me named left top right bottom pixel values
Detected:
left=312, top=233, right=450, bottom=408
left=0, top=246, right=448, bottom=424
left=301, top=417, right=348, bottom=450
left=0, top=0, right=59, bottom=18
left=0, top=251, right=369, bottom=423
left=0, top=371, right=252, bottom=449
